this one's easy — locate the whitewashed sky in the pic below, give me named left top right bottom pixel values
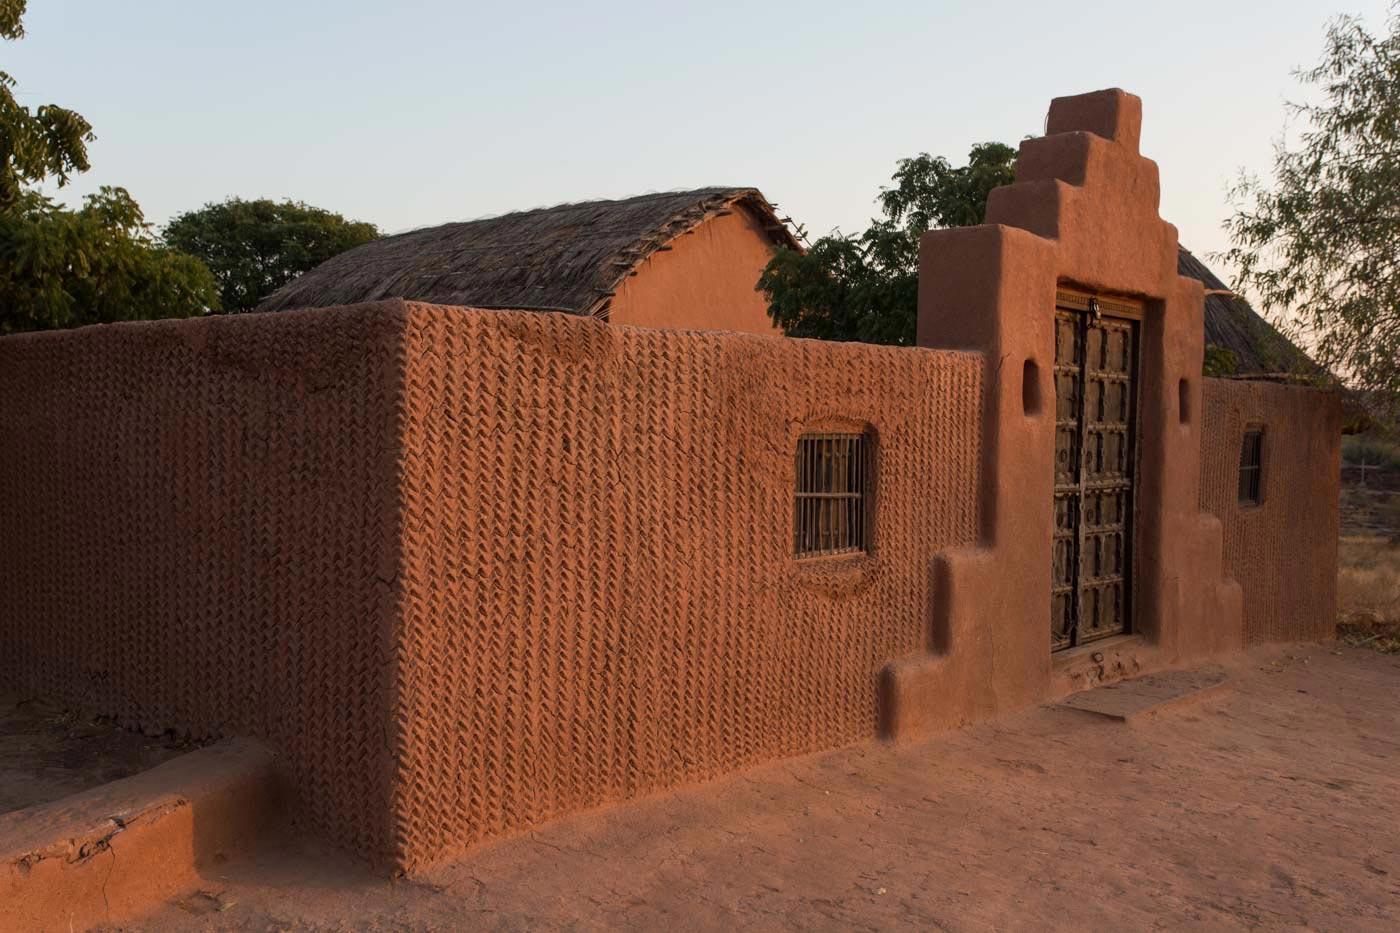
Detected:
left=11, top=1, right=1393, bottom=281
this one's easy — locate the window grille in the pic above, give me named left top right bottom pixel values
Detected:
left=1238, top=428, right=1264, bottom=505
left=795, top=432, right=870, bottom=557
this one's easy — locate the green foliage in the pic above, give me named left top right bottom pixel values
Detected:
left=1225, top=7, right=1400, bottom=400
left=1202, top=345, right=1239, bottom=377
left=0, top=188, right=218, bottom=333
left=163, top=198, right=380, bottom=313
left=0, top=0, right=23, bottom=37
left=1343, top=433, right=1400, bottom=468
left=0, top=0, right=93, bottom=211
left=758, top=222, right=919, bottom=346
left=0, top=1, right=217, bottom=334
left=760, top=143, right=1018, bottom=345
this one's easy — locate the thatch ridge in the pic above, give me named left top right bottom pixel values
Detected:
left=256, top=187, right=799, bottom=317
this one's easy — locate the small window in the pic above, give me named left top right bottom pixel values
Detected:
left=795, top=432, right=871, bottom=557
left=1238, top=428, right=1264, bottom=505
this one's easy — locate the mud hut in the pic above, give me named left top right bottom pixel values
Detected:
left=260, top=184, right=1318, bottom=379
left=256, top=187, right=798, bottom=336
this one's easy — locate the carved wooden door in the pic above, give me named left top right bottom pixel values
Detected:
left=1051, top=292, right=1139, bottom=651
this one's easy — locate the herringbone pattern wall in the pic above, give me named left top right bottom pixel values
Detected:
left=1199, top=379, right=1340, bottom=644
left=0, top=304, right=408, bottom=863
left=0, top=300, right=983, bottom=870
left=390, top=305, right=983, bottom=868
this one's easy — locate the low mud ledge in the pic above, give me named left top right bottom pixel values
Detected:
left=0, top=737, right=279, bottom=932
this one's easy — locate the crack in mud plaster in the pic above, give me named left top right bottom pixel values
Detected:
left=74, top=814, right=128, bottom=864
left=994, top=352, right=1009, bottom=380
left=102, top=841, right=116, bottom=916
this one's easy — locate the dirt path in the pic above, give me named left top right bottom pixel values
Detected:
left=110, top=645, right=1400, bottom=931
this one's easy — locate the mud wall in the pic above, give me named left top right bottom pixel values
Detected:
left=609, top=205, right=783, bottom=336
left=390, top=304, right=983, bottom=868
left=0, top=305, right=406, bottom=863
left=1200, top=379, right=1341, bottom=644
left=891, top=88, right=1246, bottom=735
left=0, top=301, right=983, bottom=871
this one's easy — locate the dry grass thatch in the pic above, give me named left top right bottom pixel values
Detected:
left=1182, top=249, right=1376, bottom=431
left=1177, top=247, right=1321, bottom=379
left=255, top=187, right=799, bottom=318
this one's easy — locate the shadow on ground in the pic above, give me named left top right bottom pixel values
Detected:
left=107, top=646, right=1400, bottom=932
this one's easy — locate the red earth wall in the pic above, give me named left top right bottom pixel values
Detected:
left=0, top=301, right=983, bottom=871
left=889, top=88, right=1244, bottom=732
left=1199, top=379, right=1341, bottom=644
left=609, top=205, right=784, bottom=336
left=389, top=304, right=983, bottom=869
left=0, top=305, right=407, bottom=865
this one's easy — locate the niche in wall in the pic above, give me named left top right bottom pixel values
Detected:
left=1022, top=359, right=1042, bottom=416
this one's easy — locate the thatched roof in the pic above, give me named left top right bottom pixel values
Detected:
left=256, top=187, right=799, bottom=318
left=258, top=187, right=1317, bottom=383
left=1177, top=247, right=1375, bottom=431
left=1178, top=246, right=1320, bottom=379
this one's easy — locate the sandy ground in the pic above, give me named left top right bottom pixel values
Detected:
left=0, top=694, right=195, bottom=814
left=101, top=645, right=1398, bottom=932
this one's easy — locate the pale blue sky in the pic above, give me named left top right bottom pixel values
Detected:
left=11, top=1, right=1392, bottom=272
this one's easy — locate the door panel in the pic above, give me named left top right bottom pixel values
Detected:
left=1051, top=310, right=1083, bottom=650
left=1051, top=296, right=1138, bottom=651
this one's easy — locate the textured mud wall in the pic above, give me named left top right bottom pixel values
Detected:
left=1200, top=379, right=1340, bottom=644
left=0, top=301, right=982, bottom=871
left=0, top=306, right=406, bottom=862
left=391, top=304, right=983, bottom=868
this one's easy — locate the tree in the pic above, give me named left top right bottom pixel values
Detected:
left=1224, top=7, right=1400, bottom=410
left=0, top=0, right=216, bottom=332
left=0, top=188, right=218, bottom=332
left=0, top=0, right=94, bottom=211
left=163, top=198, right=380, bottom=313
left=759, top=143, right=1018, bottom=345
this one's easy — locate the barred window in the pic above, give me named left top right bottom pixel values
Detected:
left=1238, top=428, right=1264, bottom=505
left=795, top=432, right=871, bottom=557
